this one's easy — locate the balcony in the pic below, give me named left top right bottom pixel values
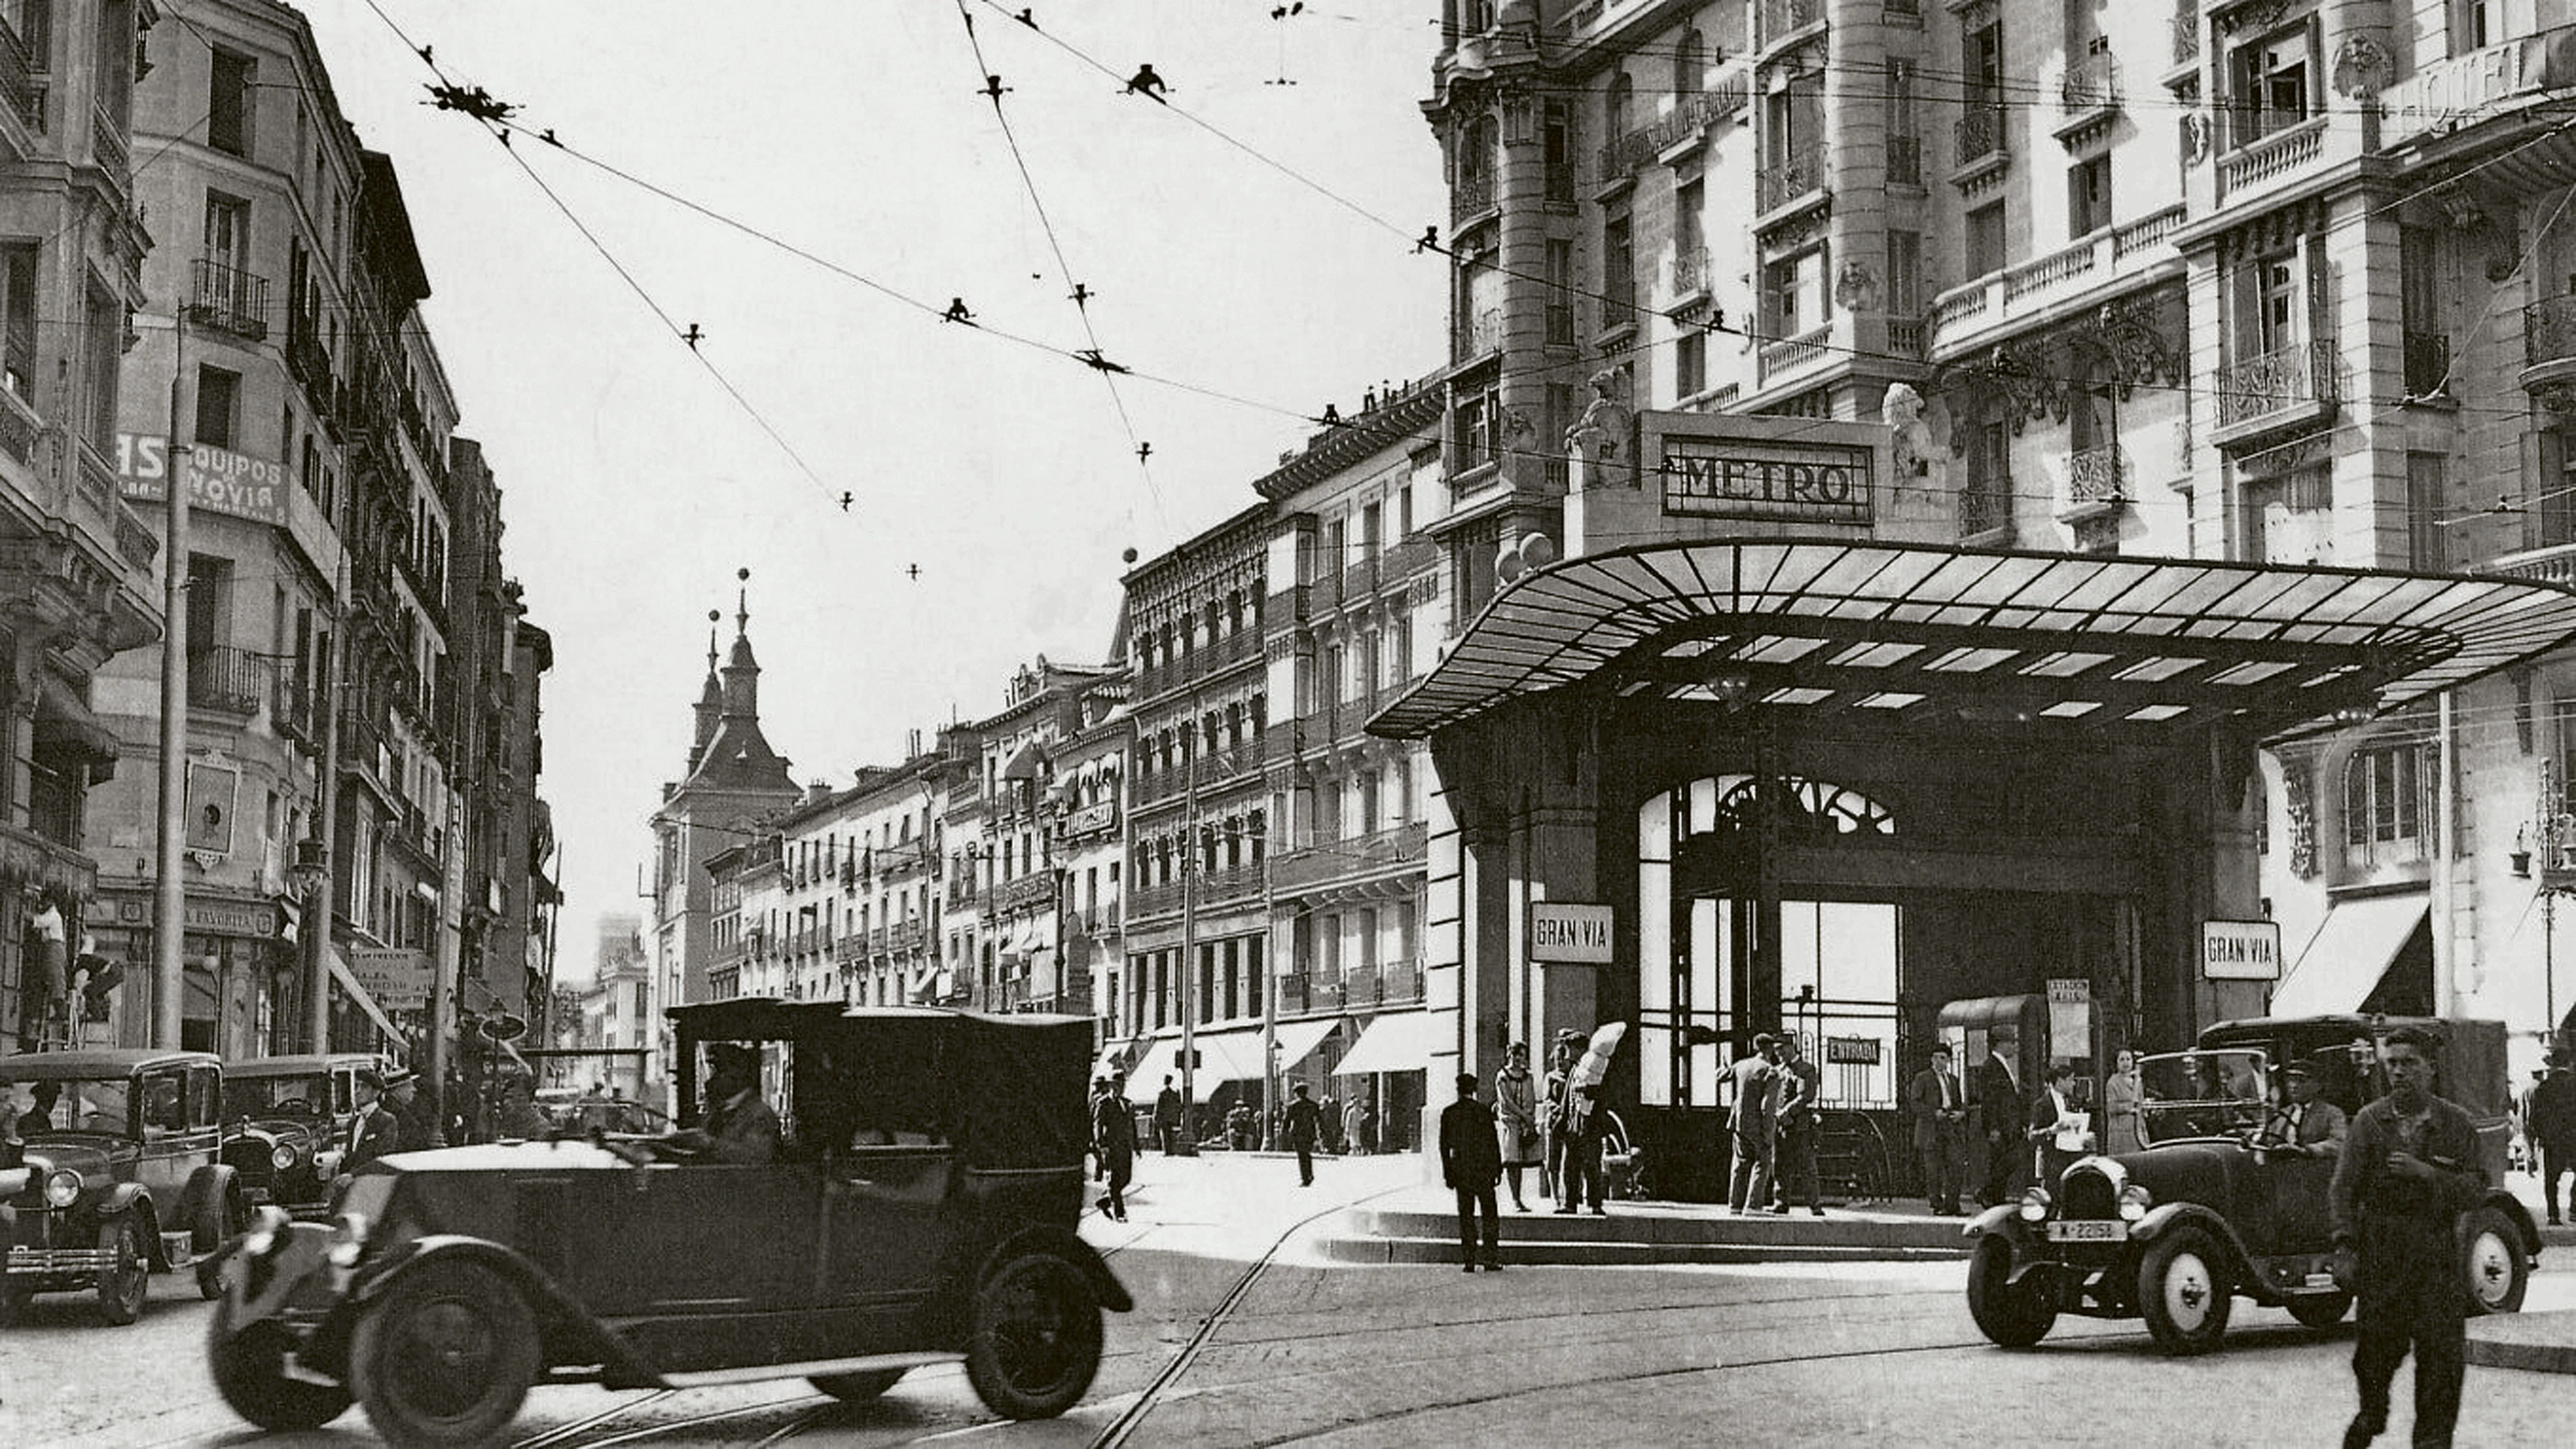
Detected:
left=1759, top=0, right=1825, bottom=46
left=2057, top=54, right=2122, bottom=138
left=1960, top=482, right=2013, bottom=543
left=2060, top=446, right=2125, bottom=522
left=1452, top=167, right=1495, bottom=221
left=1457, top=304, right=1503, bottom=359
left=0, top=15, right=36, bottom=131
left=1600, top=281, right=1636, bottom=335
left=1272, top=821, right=1428, bottom=896
left=1200, top=861, right=1264, bottom=906
left=2478, top=542, right=2576, bottom=587
left=1669, top=246, right=1711, bottom=299
left=1926, top=205, right=2183, bottom=357
left=1953, top=105, right=2008, bottom=178
left=1758, top=325, right=1829, bottom=383
left=1886, top=133, right=1922, bottom=186
left=2217, top=114, right=2326, bottom=204
left=2214, top=340, right=2337, bottom=446
left=1755, top=146, right=1824, bottom=219
left=1887, top=317, right=1926, bottom=360
left=2522, top=295, right=2576, bottom=400
left=1382, top=537, right=1437, bottom=579
left=1263, top=583, right=1309, bottom=627
left=1340, top=555, right=1377, bottom=600
left=2404, top=330, right=2451, bottom=398
left=91, top=104, right=128, bottom=183
left=187, top=646, right=266, bottom=716
left=187, top=259, right=270, bottom=342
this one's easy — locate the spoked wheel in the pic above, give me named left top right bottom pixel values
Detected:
left=1964, top=1234, right=2056, bottom=1348
left=351, top=1259, right=539, bottom=1446
left=810, top=1367, right=906, bottom=1403
left=2464, top=1208, right=2530, bottom=1315
left=2138, top=1226, right=2233, bottom=1355
left=95, top=1217, right=149, bottom=1326
left=209, top=1294, right=351, bottom=1430
left=965, top=1251, right=1103, bottom=1420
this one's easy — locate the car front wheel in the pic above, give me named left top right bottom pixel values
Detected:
left=96, top=1217, right=149, bottom=1325
left=351, top=1259, right=540, bottom=1447
left=209, top=1296, right=351, bottom=1430
left=2464, top=1208, right=2529, bottom=1315
left=810, top=1367, right=906, bottom=1403
left=2138, top=1226, right=2233, bottom=1355
left=1964, top=1234, right=2056, bottom=1348
left=965, top=1251, right=1103, bottom=1420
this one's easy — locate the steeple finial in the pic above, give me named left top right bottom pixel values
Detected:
left=736, top=567, right=750, bottom=641
left=705, top=609, right=720, bottom=675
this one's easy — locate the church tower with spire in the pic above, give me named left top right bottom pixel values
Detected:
left=646, top=571, right=801, bottom=1077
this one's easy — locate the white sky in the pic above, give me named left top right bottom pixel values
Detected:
left=284, top=1, right=1449, bottom=979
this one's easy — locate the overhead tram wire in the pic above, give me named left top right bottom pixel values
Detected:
left=352, top=0, right=843, bottom=512
left=952, top=1, right=1167, bottom=527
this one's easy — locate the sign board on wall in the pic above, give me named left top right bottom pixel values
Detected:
left=2378, top=28, right=2576, bottom=149
left=2202, top=919, right=2283, bottom=981
left=1825, top=1035, right=1880, bottom=1064
left=2046, top=979, right=2093, bottom=1063
left=1657, top=434, right=1875, bottom=526
left=114, top=433, right=289, bottom=524
left=345, top=947, right=432, bottom=1011
left=1528, top=903, right=1614, bottom=963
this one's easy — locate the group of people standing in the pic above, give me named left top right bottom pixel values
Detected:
left=1723, top=1032, right=1826, bottom=1216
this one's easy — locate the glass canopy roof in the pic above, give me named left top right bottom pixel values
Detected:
left=1367, top=541, right=2576, bottom=741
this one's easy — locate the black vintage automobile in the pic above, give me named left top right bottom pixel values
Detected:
left=1965, top=1014, right=2541, bottom=1355
left=207, top=1000, right=1133, bottom=1446
left=220, top=1052, right=382, bottom=1216
left=1, top=1048, right=246, bottom=1324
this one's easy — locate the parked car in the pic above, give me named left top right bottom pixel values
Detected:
left=220, top=1053, right=381, bottom=1217
left=540, top=1094, right=673, bottom=1137
left=1, top=1048, right=246, bottom=1324
left=207, top=999, right=1133, bottom=1445
left=1965, top=1014, right=2540, bottom=1355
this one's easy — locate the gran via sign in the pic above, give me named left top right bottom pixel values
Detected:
left=1529, top=903, right=1614, bottom=963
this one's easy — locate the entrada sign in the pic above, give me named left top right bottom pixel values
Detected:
left=1658, top=437, right=1874, bottom=525
left=1529, top=903, right=1614, bottom=962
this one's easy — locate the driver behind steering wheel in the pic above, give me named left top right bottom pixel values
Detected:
left=2253, top=1058, right=2348, bottom=1162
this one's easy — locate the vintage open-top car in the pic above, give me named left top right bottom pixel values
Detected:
left=219, top=1052, right=381, bottom=1217
left=1, top=1048, right=246, bottom=1324
left=1965, top=1014, right=2540, bottom=1355
left=207, top=1000, right=1133, bottom=1446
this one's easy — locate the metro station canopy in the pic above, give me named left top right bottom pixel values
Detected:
left=1369, top=541, right=2576, bottom=741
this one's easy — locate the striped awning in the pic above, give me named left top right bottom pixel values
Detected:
left=1369, top=539, right=2576, bottom=740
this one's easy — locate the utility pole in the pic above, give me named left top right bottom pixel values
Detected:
left=151, top=313, right=193, bottom=1049
left=1175, top=691, right=1200, bottom=1155
left=305, top=532, right=347, bottom=1053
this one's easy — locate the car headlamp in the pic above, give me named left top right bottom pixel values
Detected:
left=41, top=1168, right=80, bottom=1208
left=2018, top=1185, right=2051, bottom=1222
left=325, top=1210, right=369, bottom=1268
left=243, top=1204, right=291, bottom=1258
left=2118, top=1183, right=2153, bottom=1222
left=270, top=1142, right=298, bottom=1172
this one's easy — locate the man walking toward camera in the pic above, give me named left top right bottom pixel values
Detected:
left=2529, top=1053, right=2576, bottom=1227
left=2330, top=1024, right=2487, bottom=1449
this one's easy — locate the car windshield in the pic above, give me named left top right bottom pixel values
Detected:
left=2137, top=1049, right=2270, bottom=1146
left=3, top=1075, right=133, bottom=1134
left=225, top=1076, right=329, bottom=1119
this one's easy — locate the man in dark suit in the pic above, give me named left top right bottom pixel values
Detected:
left=1283, top=1082, right=1322, bottom=1185
left=1909, top=1044, right=1968, bottom=1215
left=2026, top=1061, right=2089, bottom=1190
left=2255, top=1058, right=2350, bottom=1161
left=1438, top=1072, right=1504, bottom=1271
left=339, top=1069, right=403, bottom=1182
left=1976, top=1041, right=2023, bottom=1206
left=1154, top=1076, right=1183, bottom=1155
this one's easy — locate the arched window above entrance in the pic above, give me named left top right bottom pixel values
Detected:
left=1674, top=773, right=1897, bottom=840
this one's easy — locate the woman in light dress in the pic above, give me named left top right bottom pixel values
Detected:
left=1492, top=1042, right=1542, bottom=1210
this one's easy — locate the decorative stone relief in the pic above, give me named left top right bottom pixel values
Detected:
left=2331, top=34, right=2391, bottom=100
left=1880, top=382, right=1946, bottom=490
left=2181, top=111, right=2213, bottom=167
left=2282, top=764, right=2316, bottom=878
left=1564, top=365, right=1635, bottom=467
left=1833, top=260, right=1881, bottom=314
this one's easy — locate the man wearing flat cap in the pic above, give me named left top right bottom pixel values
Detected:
left=677, top=1043, right=781, bottom=1165
left=2256, top=1058, right=2349, bottom=1161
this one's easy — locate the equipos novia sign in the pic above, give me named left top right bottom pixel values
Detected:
left=1529, top=903, right=1614, bottom=962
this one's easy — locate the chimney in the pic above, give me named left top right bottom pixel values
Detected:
left=805, top=779, right=831, bottom=806
left=906, top=728, right=923, bottom=760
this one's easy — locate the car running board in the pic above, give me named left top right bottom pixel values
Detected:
left=658, top=1350, right=966, bottom=1389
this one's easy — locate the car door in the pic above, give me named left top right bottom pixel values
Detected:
left=591, top=1160, right=823, bottom=1319
left=131, top=1065, right=196, bottom=1213
left=819, top=1138, right=955, bottom=1338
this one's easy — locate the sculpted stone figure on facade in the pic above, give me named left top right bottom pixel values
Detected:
left=1564, top=367, right=1634, bottom=471
left=1880, top=382, right=1946, bottom=490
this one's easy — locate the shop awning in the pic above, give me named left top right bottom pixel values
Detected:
left=34, top=678, right=118, bottom=765
left=326, top=946, right=409, bottom=1045
left=1370, top=540, right=2576, bottom=741
left=2270, top=894, right=2431, bottom=1017
left=1333, top=1009, right=1454, bottom=1077
left=1144, top=1018, right=1345, bottom=1083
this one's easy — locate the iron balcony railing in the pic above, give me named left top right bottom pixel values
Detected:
left=2067, top=446, right=2125, bottom=506
left=1453, top=166, right=1496, bottom=220
left=2215, top=341, right=2336, bottom=430
left=1955, top=105, right=2008, bottom=167
left=1756, top=146, right=1823, bottom=213
left=2404, top=330, right=2451, bottom=396
left=189, top=259, right=270, bottom=341
left=2061, top=53, right=2121, bottom=118
left=1960, top=482, right=2012, bottom=539
left=1601, top=276, right=1636, bottom=332
left=0, top=14, right=34, bottom=130
left=188, top=646, right=266, bottom=716
left=2527, top=295, right=2576, bottom=368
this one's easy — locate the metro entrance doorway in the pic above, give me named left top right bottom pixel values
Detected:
left=1370, top=540, right=2576, bottom=1205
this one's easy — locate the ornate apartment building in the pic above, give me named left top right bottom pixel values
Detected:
left=1419, top=0, right=2576, bottom=1066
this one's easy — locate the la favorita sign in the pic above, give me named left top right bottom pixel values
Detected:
left=114, top=433, right=287, bottom=524
left=2202, top=919, right=2283, bottom=981
left=1529, top=904, right=1614, bottom=963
